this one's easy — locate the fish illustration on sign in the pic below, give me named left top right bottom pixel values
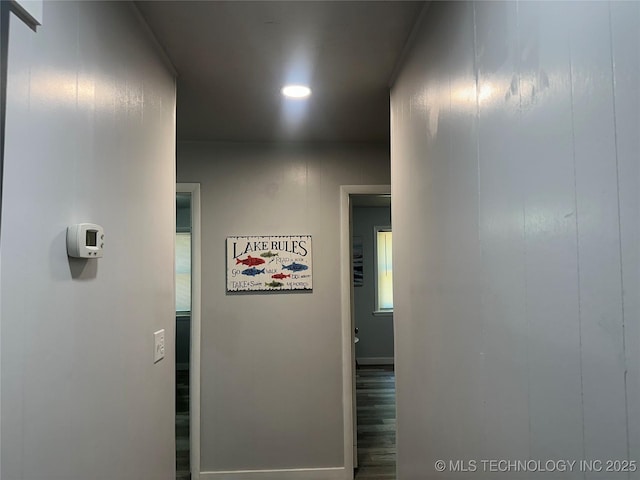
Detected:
left=260, top=251, right=279, bottom=258
left=282, top=262, right=308, bottom=272
left=271, top=273, right=291, bottom=280
left=236, top=255, right=265, bottom=266
left=265, top=281, right=284, bottom=288
left=242, top=267, right=265, bottom=277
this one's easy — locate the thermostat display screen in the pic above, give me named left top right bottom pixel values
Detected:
left=67, top=223, right=104, bottom=258
left=86, top=230, right=97, bottom=247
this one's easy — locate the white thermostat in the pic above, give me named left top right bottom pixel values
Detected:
left=67, top=223, right=104, bottom=258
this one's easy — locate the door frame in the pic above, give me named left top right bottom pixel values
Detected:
left=339, top=184, right=391, bottom=476
left=177, top=183, right=202, bottom=480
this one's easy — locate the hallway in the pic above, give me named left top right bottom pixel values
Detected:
left=2, top=1, right=638, bottom=479
left=355, top=366, right=396, bottom=480
left=176, top=370, right=190, bottom=480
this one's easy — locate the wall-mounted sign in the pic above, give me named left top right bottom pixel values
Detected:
left=226, top=235, right=313, bottom=292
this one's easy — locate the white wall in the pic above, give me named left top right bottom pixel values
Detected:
left=177, top=141, right=389, bottom=477
left=391, top=1, right=639, bottom=478
left=1, top=2, right=176, bottom=479
left=353, top=206, right=393, bottom=363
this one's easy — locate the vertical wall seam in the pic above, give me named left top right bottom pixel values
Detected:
left=0, top=4, right=7, bottom=478
left=567, top=25, right=587, bottom=477
left=22, top=12, right=33, bottom=479
left=471, top=0, right=488, bottom=451
left=74, top=3, right=80, bottom=219
left=0, top=2, right=9, bottom=236
left=514, top=0, right=533, bottom=462
left=606, top=2, right=631, bottom=471
left=305, top=160, right=309, bottom=230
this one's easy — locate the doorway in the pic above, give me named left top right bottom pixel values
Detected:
left=339, top=185, right=395, bottom=480
left=176, top=183, right=201, bottom=480
left=351, top=195, right=395, bottom=480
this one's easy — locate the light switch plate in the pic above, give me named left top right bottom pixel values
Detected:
left=154, top=329, right=165, bottom=363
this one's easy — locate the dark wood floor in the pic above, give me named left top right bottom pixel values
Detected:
left=355, top=365, right=397, bottom=480
left=175, top=366, right=396, bottom=480
left=176, top=369, right=190, bottom=480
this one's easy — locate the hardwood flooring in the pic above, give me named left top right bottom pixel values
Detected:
left=176, top=369, right=190, bottom=480
left=355, top=365, right=397, bottom=480
left=174, top=366, right=396, bottom=480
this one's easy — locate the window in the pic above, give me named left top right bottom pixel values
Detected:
left=375, top=227, right=393, bottom=312
left=175, top=232, right=191, bottom=314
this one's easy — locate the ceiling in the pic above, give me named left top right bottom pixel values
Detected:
left=135, top=1, right=425, bottom=143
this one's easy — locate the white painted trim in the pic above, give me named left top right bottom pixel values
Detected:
left=9, top=0, right=42, bottom=29
left=177, top=183, right=201, bottom=480
left=388, top=1, right=430, bottom=88
left=372, top=310, right=394, bottom=316
left=339, top=186, right=355, bottom=474
left=130, top=3, right=178, bottom=77
left=0, top=255, right=2, bottom=474
left=356, top=357, right=395, bottom=366
left=339, top=184, right=392, bottom=477
left=200, top=467, right=346, bottom=480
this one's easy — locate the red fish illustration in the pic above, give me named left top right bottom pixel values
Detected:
left=272, top=273, right=291, bottom=280
left=236, top=255, right=265, bottom=266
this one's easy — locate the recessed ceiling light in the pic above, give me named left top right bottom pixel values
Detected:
left=281, top=85, right=311, bottom=99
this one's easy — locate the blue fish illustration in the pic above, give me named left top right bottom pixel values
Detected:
left=242, top=267, right=265, bottom=277
left=282, top=262, right=308, bottom=272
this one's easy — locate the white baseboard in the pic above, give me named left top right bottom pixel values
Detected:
left=356, top=357, right=394, bottom=365
left=200, top=467, right=347, bottom=480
